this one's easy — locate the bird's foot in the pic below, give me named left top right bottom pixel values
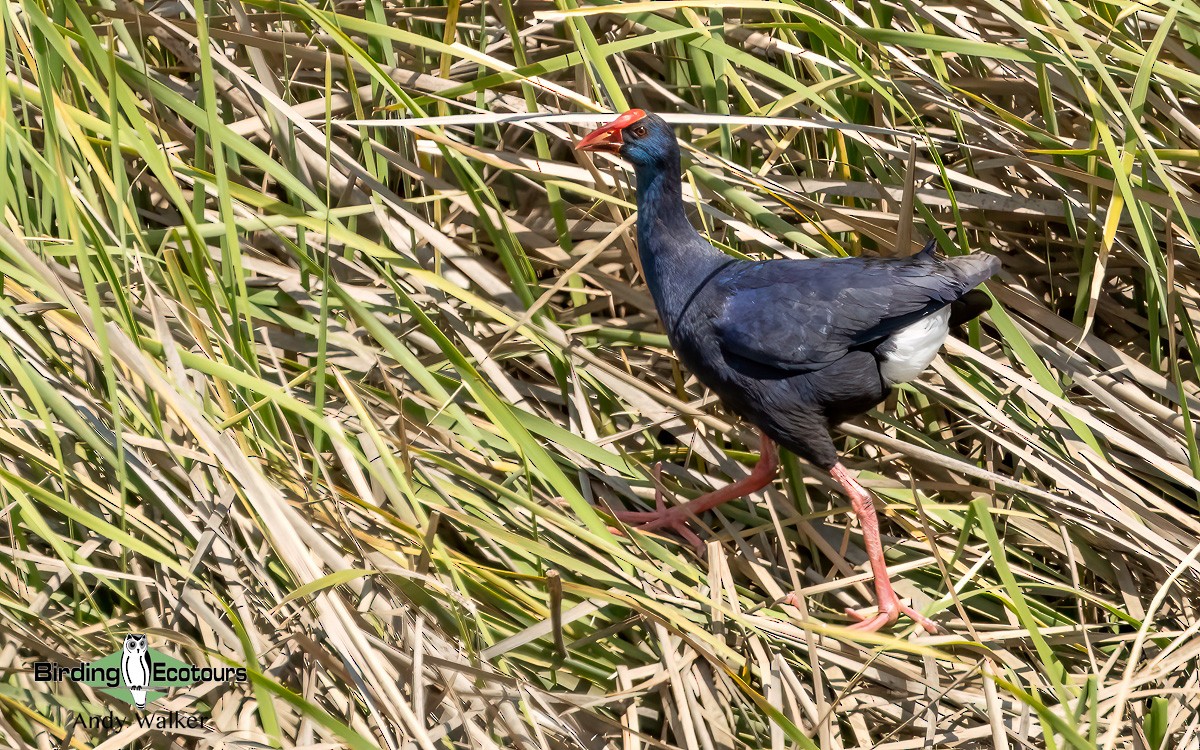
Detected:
left=611, top=508, right=706, bottom=552
left=606, top=435, right=779, bottom=554
left=781, top=592, right=938, bottom=634
left=844, top=596, right=939, bottom=634
left=609, top=465, right=706, bottom=552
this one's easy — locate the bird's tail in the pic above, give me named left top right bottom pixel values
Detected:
left=945, top=251, right=1000, bottom=326
left=131, top=689, right=147, bottom=709
left=917, top=235, right=999, bottom=275
left=916, top=237, right=940, bottom=258
left=949, top=290, right=992, bottom=326
left=944, top=251, right=1001, bottom=289
left=916, top=236, right=999, bottom=325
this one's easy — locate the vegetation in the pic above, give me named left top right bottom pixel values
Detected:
left=2, top=0, right=1199, bottom=747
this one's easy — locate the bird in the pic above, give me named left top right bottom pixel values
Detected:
left=120, top=633, right=153, bottom=709
left=575, top=110, right=1000, bottom=633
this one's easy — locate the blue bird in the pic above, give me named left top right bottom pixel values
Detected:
left=577, top=110, right=999, bottom=633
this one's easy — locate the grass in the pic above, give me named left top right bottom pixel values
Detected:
left=2, top=0, right=1199, bottom=747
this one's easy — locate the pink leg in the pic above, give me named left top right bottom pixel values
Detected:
left=612, top=433, right=779, bottom=550
left=825, top=463, right=938, bottom=633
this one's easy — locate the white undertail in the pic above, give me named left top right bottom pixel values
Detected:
left=879, top=307, right=951, bottom=385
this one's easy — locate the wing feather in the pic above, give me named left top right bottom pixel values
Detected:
left=712, top=252, right=998, bottom=374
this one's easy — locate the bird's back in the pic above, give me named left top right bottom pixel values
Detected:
left=662, top=247, right=998, bottom=466
left=705, top=249, right=996, bottom=371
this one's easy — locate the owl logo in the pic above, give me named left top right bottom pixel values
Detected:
left=120, top=634, right=153, bottom=709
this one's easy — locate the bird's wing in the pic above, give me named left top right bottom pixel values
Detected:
left=712, top=250, right=998, bottom=373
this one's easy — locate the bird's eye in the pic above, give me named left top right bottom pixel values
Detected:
left=630, top=124, right=648, bottom=138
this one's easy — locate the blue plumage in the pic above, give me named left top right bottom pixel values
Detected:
left=601, top=113, right=999, bottom=469
left=577, top=110, right=1000, bottom=632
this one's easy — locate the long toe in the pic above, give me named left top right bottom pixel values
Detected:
left=674, top=523, right=706, bottom=553
left=610, top=509, right=665, bottom=525
left=846, top=610, right=893, bottom=632
left=900, top=603, right=940, bottom=634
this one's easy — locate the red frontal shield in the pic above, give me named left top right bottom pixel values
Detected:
left=575, top=109, right=648, bottom=153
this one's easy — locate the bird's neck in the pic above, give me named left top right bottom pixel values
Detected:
left=635, top=161, right=689, bottom=235
left=634, top=161, right=725, bottom=323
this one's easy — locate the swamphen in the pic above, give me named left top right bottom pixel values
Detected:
left=576, top=110, right=1000, bottom=633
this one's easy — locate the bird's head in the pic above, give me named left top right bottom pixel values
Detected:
left=576, top=110, right=677, bottom=169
